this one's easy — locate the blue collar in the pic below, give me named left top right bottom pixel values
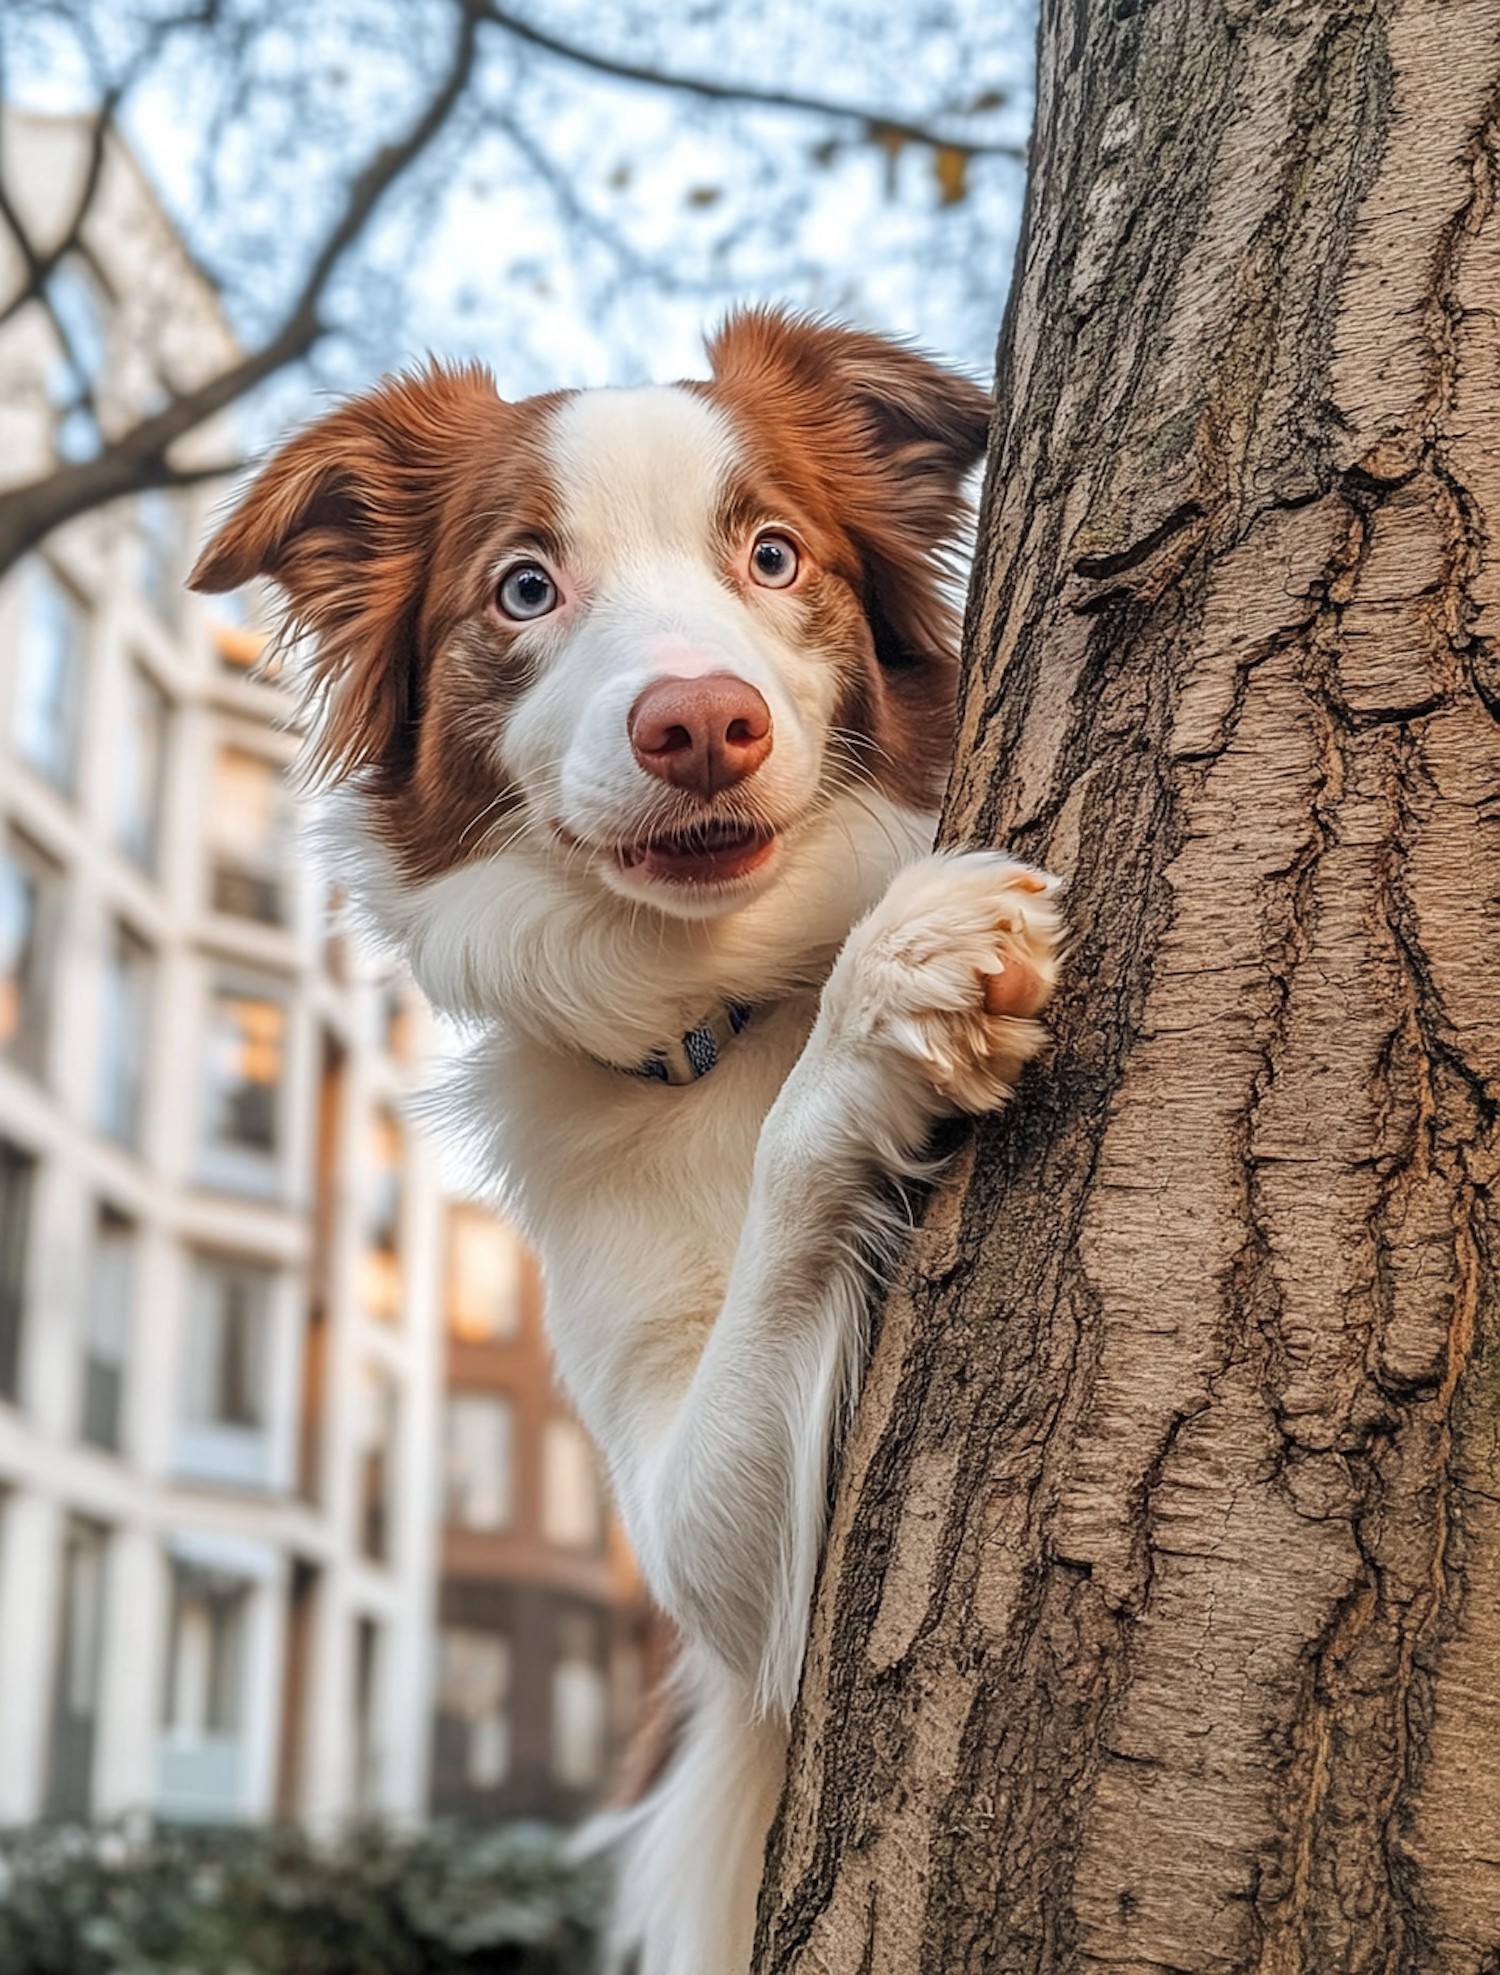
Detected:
left=618, top=1001, right=753, bottom=1085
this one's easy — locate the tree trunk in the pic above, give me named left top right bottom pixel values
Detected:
left=754, top=2, right=1500, bottom=1970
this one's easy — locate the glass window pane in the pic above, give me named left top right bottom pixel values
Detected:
left=0, top=830, right=63, bottom=1081
left=542, top=1419, right=602, bottom=1550
left=443, top=1394, right=513, bottom=1532
left=550, top=1613, right=606, bottom=1791
left=447, top=1209, right=523, bottom=1343
left=209, top=747, right=290, bottom=924
left=114, top=665, right=170, bottom=871
left=359, top=1370, right=397, bottom=1562
left=203, top=983, right=286, bottom=1166
left=14, top=562, right=87, bottom=791
left=98, top=924, right=153, bottom=1148
left=0, top=1140, right=36, bottom=1403
left=184, top=1258, right=271, bottom=1429
left=164, top=1567, right=247, bottom=1741
left=82, top=1209, right=133, bottom=1452
left=361, top=1108, right=402, bottom=1322
left=46, top=1520, right=109, bottom=1818
left=436, top=1627, right=511, bottom=1789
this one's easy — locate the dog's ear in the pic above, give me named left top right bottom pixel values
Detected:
left=190, top=362, right=502, bottom=782
left=705, top=309, right=991, bottom=670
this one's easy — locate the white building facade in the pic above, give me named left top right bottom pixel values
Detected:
left=0, top=113, right=447, bottom=1828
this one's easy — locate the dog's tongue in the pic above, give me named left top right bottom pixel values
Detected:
left=624, top=825, right=774, bottom=885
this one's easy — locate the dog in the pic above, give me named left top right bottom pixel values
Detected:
left=190, top=308, right=1061, bottom=1975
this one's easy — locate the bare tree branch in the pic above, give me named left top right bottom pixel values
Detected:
left=0, top=0, right=484, bottom=580
left=0, top=0, right=1025, bottom=587
left=475, top=0, right=1027, bottom=160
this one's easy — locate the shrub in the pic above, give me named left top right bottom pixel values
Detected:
left=0, top=1818, right=608, bottom=1975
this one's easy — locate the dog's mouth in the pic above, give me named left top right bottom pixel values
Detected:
left=615, top=818, right=777, bottom=887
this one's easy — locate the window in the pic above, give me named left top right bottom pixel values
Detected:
left=352, top=1616, right=382, bottom=1810
left=45, top=1520, right=109, bottom=1818
left=0, top=1141, right=35, bottom=1404
left=177, top=1257, right=273, bottom=1488
left=435, top=1627, right=511, bottom=1790
left=163, top=1565, right=247, bottom=1742
left=137, top=492, right=182, bottom=628
left=542, top=1418, right=603, bottom=1550
left=158, top=1557, right=253, bottom=1821
left=0, top=829, right=63, bottom=1080
left=14, top=562, right=87, bottom=790
left=361, top=1108, right=402, bottom=1322
left=446, top=1207, right=524, bottom=1343
left=114, top=664, right=170, bottom=871
left=208, top=747, right=291, bottom=925
left=443, top=1393, right=514, bottom=1533
left=358, top=1369, right=397, bottom=1563
left=81, top=1208, right=133, bottom=1452
left=201, top=979, right=287, bottom=1191
left=98, top=923, right=153, bottom=1148
left=184, top=1257, right=269, bottom=1429
left=550, top=1611, right=607, bottom=1791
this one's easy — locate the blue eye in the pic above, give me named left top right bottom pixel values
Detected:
left=496, top=563, right=558, bottom=620
left=749, top=533, right=799, bottom=589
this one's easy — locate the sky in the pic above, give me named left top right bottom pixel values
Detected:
left=5, top=0, right=1037, bottom=435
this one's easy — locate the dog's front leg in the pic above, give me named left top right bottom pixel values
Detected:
left=631, top=852, right=1062, bottom=1715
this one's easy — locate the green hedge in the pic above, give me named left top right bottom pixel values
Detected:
left=0, top=1819, right=609, bottom=1975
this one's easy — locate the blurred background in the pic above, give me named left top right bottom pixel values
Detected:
left=0, top=1, right=1031, bottom=1963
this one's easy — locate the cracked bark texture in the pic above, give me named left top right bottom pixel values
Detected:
left=753, top=2, right=1500, bottom=1971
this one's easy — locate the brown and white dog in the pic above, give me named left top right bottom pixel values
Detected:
left=191, top=309, right=1062, bottom=1975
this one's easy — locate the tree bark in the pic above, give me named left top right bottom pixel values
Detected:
left=755, top=2, right=1500, bottom=1970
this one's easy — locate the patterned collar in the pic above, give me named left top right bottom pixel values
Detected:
left=613, top=1000, right=753, bottom=1085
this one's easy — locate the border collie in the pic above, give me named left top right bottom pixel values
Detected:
left=191, top=308, right=1061, bottom=1975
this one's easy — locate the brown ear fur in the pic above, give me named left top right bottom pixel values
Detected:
left=703, top=308, right=991, bottom=673
left=189, top=362, right=504, bottom=782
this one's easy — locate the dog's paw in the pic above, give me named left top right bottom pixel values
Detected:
left=824, top=850, right=1063, bottom=1113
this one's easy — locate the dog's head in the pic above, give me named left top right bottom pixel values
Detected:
left=191, top=310, right=989, bottom=922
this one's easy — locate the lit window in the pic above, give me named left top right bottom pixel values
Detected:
left=98, top=923, right=153, bottom=1148
left=0, top=1141, right=35, bottom=1403
left=436, top=1627, right=511, bottom=1790
left=443, top=1393, right=514, bottom=1532
left=550, top=1612, right=606, bottom=1791
left=114, top=664, right=170, bottom=872
left=446, top=1207, right=524, bottom=1343
left=208, top=746, right=291, bottom=925
left=542, top=1418, right=603, bottom=1550
left=0, top=829, right=63, bottom=1081
left=361, top=1108, right=402, bottom=1322
left=81, top=1208, right=133, bottom=1453
left=201, top=980, right=287, bottom=1191
left=163, top=1565, right=247, bottom=1742
left=14, top=562, right=88, bottom=790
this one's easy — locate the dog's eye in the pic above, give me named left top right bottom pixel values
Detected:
left=496, top=563, right=559, bottom=621
left=749, top=534, right=799, bottom=590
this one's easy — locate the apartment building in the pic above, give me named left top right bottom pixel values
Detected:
left=432, top=1203, right=664, bottom=1824
left=0, top=110, right=446, bottom=1827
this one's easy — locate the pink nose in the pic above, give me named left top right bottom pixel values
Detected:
left=628, top=673, right=773, bottom=799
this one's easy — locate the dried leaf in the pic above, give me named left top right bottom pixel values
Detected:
left=934, top=145, right=970, bottom=206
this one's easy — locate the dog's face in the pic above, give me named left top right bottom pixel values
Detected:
left=191, top=311, right=989, bottom=923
